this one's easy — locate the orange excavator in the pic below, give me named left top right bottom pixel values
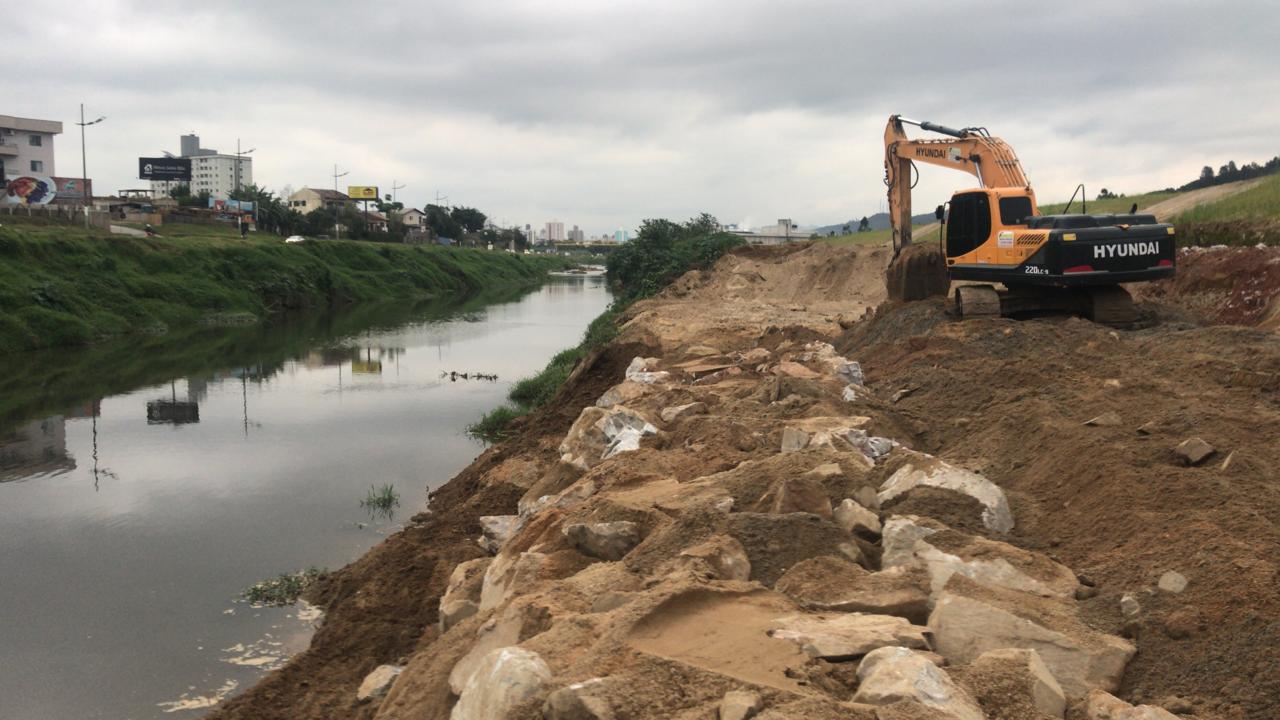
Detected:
left=883, top=115, right=1176, bottom=324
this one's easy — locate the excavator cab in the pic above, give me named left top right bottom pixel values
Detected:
left=884, top=115, right=1175, bottom=325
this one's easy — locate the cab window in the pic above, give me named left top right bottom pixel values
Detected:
left=946, top=192, right=991, bottom=257
left=998, top=196, right=1033, bottom=225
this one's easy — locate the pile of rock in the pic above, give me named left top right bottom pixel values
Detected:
left=356, top=350, right=1191, bottom=720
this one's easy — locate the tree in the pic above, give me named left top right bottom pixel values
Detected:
left=425, top=204, right=463, bottom=239
left=842, top=224, right=851, bottom=234
left=450, top=206, right=487, bottom=234
left=1200, top=166, right=1214, bottom=182
left=857, top=216, right=871, bottom=232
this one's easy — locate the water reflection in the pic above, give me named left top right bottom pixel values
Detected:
left=0, top=276, right=612, bottom=720
left=0, top=416, right=74, bottom=482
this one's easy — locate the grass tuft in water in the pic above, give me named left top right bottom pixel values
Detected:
left=241, top=567, right=324, bottom=606
left=360, top=483, right=400, bottom=518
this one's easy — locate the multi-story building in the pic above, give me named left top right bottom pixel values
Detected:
left=545, top=220, right=566, bottom=243
left=568, top=225, right=585, bottom=242
left=0, top=115, right=61, bottom=182
left=149, top=134, right=252, bottom=201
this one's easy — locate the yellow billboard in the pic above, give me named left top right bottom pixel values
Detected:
left=348, top=185, right=379, bottom=200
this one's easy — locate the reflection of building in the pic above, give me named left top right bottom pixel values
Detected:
left=0, top=115, right=62, bottom=182
left=0, top=416, right=75, bottom=480
left=146, top=380, right=200, bottom=425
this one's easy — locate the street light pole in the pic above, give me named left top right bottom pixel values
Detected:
left=75, top=104, right=105, bottom=228
left=332, top=164, right=349, bottom=240
left=233, top=140, right=255, bottom=235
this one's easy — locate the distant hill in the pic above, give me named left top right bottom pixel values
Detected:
left=812, top=211, right=935, bottom=237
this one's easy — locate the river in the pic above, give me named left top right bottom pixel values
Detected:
left=0, top=275, right=612, bottom=719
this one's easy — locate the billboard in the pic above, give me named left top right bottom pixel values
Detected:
left=4, top=176, right=95, bottom=205
left=5, top=175, right=57, bottom=204
left=139, top=157, right=193, bottom=181
left=348, top=185, right=379, bottom=200
left=209, top=198, right=255, bottom=212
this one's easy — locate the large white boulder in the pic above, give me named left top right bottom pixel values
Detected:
left=879, top=455, right=1014, bottom=533
left=451, top=647, right=551, bottom=720
left=768, top=613, right=932, bottom=660
left=852, top=646, right=984, bottom=720
left=928, top=579, right=1135, bottom=699
left=478, top=515, right=518, bottom=554
left=560, top=406, right=657, bottom=470
left=882, top=516, right=1078, bottom=598
left=439, top=557, right=491, bottom=633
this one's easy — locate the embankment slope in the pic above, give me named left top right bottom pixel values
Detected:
left=0, top=225, right=565, bottom=353
left=213, top=242, right=1279, bottom=720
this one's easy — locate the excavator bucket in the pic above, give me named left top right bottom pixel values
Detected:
left=885, top=243, right=950, bottom=302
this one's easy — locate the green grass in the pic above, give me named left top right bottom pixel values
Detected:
left=1037, top=189, right=1176, bottom=216
left=467, top=406, right=526, bottom=443
left=241, top=567, right=324, bottom=606
left=1174, top=173, right=1280, bottom=223
left=119, top=221, right=245, bottom=239
left=0, top=222, right=567, bottom=354
left=360, top=484, right=400, bottom=519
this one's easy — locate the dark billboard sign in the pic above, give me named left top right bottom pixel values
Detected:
left=138, top=157, right=192, bottom=181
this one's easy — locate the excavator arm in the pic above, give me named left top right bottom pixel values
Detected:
left=884, top=115, right=1031, bottom=252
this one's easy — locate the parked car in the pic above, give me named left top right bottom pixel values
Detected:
left=285, top=235, right=307, bottom=244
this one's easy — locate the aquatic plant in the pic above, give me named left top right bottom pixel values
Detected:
left=241, top=567, right=323, bottom=606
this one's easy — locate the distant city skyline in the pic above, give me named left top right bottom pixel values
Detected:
left=8, top=1, right=1278, bottom=236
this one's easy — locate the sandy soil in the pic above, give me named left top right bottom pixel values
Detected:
left=209, top=241, right=1280, bottom=720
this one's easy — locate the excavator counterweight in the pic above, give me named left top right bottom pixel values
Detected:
left=881, top=115, right=1175, bottom=325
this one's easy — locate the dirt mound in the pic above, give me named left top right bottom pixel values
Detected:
left=838, top=303, right=1280, bottom=718
left=1136, top=244, right=1280, bottom=329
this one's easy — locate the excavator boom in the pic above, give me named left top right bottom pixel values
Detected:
left=885, top=115, right=1031, bottom=252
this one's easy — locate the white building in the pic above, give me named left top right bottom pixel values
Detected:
left=287, top=187, right=350, bottom=214
left=728, top=218, right=816, bottom=245
left=545, top=220, right=565, bottom=242
left=0, top=115, right=61, bottom=182
left=150, top=134, right=252, bottom=201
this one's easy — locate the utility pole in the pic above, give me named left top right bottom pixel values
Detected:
left=435, top=189, right=448, bottom=208
left=391, top=180, right=406, bottom=204
left=234, top=140, right=255, bottom=235
left=332, top=164, right=349, bottom=240
left=75, top=104, right=105, bottom=228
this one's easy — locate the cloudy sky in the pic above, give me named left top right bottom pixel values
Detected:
left=10, top=0, right=1278, bottom=234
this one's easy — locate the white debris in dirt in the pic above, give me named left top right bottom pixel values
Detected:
left=879, top=455, right=1015, bottom=533
left=625, top=357, right=670, bottom=384
left=1157, top=571, right=1188, bottom=594
left=1120, top=594, right=1142, bottom=618
left=600, top=411, right=658, bottom=460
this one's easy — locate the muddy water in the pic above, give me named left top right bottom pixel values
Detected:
left=0, top=276, right=611, bottom=719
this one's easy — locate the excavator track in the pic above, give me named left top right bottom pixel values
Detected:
left=955, top=285, right=1002, bottom=318
left=953, top=284, right=1140, bottom=327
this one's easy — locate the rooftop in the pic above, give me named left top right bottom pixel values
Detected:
left=0, top=115, right=63, bottom=134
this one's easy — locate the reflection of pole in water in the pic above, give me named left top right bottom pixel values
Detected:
left=92, top=411, right=99, bottom=492
left=242, top=375, right=248, bottom=439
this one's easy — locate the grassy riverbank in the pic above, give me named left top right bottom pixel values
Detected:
left=0, top=224, right=567, bottom=353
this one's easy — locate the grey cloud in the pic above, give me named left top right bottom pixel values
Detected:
left=8, top=0, right=1279, bottom=232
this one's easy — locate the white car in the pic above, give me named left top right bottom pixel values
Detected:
left=285, top=235, right=307, bottom=244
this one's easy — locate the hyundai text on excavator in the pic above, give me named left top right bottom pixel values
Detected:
left=882, top=115, right=1176, bottom=324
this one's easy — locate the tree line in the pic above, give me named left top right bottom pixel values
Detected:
left=1180, top=155, right=1280, bottom=192
left=165, top=183, right=527, bottom=247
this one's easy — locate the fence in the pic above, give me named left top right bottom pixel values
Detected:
left=0, top=203, right=111, bottom=229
